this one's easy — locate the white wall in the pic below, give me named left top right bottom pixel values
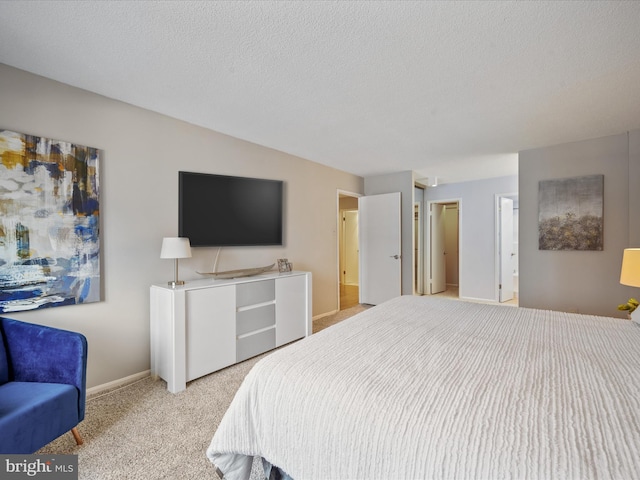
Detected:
left=519, top=131, right=640, bottom=317
left=630, top=130, right=640, bottom=246
left=425, top=175, right=518, bottom=302
left=0, top=64, right=363, bottom=388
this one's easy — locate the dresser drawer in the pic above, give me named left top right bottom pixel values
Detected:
left=237, top=327, right=276, bottom=362
left=236, top=279, right=275, bottom=308
left=237, top=304, right=276, bottom=336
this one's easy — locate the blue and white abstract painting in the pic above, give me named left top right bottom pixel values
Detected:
left=0, top=130, right=100, bottom=312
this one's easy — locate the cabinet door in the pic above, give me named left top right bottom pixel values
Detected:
left=275, top=274, right=309, bottom=346
left=185, top=285, right=235, bottom=381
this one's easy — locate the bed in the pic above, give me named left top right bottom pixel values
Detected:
left=207, top=295, right=640, bottom=479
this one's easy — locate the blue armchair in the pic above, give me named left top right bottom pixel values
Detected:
left=0, top=317, right=87, bottom=454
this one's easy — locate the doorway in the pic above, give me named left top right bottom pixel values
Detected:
left=338, top=191, right=360, bottom=310
left=427, top=200, right=460, bottom=297
left=496, top=194, right=519, bottom=304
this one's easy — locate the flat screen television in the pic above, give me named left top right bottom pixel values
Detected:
left=179, top=171, right=283, bottom=247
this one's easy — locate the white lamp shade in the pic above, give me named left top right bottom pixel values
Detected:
left=620, top=248, right=640, bottom=287
left=160, top=237, right=192, bottom=259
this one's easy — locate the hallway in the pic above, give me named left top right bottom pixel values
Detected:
left=340, top=284, right=359, bottom=310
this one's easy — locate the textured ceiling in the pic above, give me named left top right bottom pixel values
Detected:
left=1, top=1, right=640, bottom=183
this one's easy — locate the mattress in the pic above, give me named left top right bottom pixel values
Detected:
left=207, top=295, right=640, bottom=479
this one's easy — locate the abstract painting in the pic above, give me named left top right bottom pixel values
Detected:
left=538, top=174, right=603, bottom=251
left=0, top=130, right=100, bottom=312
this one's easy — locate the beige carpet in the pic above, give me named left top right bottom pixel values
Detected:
left=37, top=304, right=369, bottom=480
left=312, top=303, right=369, bottom=332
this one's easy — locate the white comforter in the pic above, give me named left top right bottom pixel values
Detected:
left=207, top=295, right=640, bottom=479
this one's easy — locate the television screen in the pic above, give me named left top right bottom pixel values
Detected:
left=179, top=171, right=283, bottom=247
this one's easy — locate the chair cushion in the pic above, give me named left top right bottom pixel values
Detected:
left=0, top=382, right=80, bottom=454
left=0, top=317, right=87, bottom=421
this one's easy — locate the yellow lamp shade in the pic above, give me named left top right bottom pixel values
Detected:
left=620, top=248, right=640, bottom=287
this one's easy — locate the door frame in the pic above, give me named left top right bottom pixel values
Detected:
left=414, top=185, right=425, bottom=295
left=494, top=192, right=518, bottom=303
left=336, top=190, right=361, bottom=311
left=429, top=202, right=447, bottom=294
left=426, top=198, right=462, bottom=296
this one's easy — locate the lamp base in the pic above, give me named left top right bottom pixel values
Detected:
left=167, top=280, right=185, bottom=288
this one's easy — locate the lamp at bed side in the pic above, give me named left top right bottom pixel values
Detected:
left=620, top=248, right=640, bottom=324
left=161, top=237, right=192, bottom=287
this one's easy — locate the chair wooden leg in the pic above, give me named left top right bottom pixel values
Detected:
left=71, top=427, right=83, bottom=445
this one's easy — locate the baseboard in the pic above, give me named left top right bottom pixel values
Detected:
left=88, top=311, right=343, bottom=396
left=87, top=370, right=151, bottom=398
left=313, top=309, right=339, bottom=321
left=88, top=310, right=340, bottom=396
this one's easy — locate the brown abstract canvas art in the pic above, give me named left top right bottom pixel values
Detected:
left=538, top=174, right=603, bottom=251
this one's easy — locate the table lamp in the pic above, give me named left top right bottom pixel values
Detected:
left=161, top=237, right=192, bottom=287
left=620, top=248, right=640, bottom=324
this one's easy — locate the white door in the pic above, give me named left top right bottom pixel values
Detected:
left=343, top=210, right=359, bottom=285
left=430, top=203, right=446, bottom=294
left=359, top=192, right=402, bottom=305
left=499, top=197, right=514, bottom=302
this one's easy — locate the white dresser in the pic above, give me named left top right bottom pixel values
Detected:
left=150, top=271, right=312, bottom=393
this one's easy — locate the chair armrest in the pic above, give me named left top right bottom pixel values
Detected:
left=0, top=317, right=88, bottom=419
